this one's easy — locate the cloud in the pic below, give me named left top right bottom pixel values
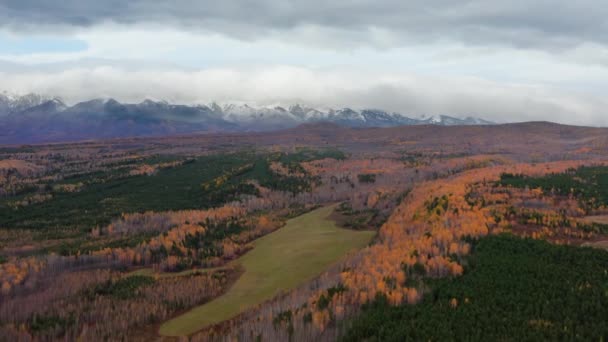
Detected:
left=2, top=64, right=607, bottom=126
left=0, top=2, right=606, bottom=127
left=1, top=1, right=607, bottom=51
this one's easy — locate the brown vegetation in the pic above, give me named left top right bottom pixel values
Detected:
left=3, top=122, right=608, bottom=340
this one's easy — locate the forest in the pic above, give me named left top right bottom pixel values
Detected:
left=343, top=234, right=608, bottom=341
left=1, top=123, right=608, bottom=341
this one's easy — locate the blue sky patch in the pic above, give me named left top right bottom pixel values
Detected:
left=0, top=34, right=87, bottom=54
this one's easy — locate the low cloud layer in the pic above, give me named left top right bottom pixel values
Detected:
left=2, top=65, right=607, bottom=126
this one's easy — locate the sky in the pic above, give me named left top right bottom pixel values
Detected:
left=0, top=1, right=607, bottom=126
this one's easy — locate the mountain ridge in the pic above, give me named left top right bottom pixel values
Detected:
left=0, top=93, right=495, bottom=144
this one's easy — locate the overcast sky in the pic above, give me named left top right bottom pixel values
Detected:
left=1, top=1, right=607, bottom=125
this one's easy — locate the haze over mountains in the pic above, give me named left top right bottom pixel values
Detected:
left=0, top=93, right=495, bottom=144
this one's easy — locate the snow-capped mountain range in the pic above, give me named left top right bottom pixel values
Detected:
left=0, top=93, right=494, bottom=144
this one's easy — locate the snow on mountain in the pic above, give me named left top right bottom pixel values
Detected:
left=0, top=94, right=495, bottom=144
left=221, top=105, right=496, bottom=128
left=0, top=94, right=494, bottom=128
left=429, top=115, right=443, bottom=124
left=0, top=92, right=59, bottom=115
left=462, top=116, right=495, bottom=125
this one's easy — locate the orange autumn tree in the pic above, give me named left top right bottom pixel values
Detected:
left=313, top=159, right=603, bottom=312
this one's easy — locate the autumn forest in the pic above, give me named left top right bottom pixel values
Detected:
left=1, top=122, right=608, bottom=341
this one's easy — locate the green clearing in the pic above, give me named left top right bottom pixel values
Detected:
left=159, top=205, right=374, bottom=336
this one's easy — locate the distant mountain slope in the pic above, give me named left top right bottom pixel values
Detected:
left=0, top=93, right=494, bottom=144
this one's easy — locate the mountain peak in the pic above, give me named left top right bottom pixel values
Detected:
left=0, top=94, right=496, bottom=144
left=0, top=92, right=59, bottom=114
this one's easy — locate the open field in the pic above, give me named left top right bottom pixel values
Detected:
left=159, top=205, right=375, bottom=336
